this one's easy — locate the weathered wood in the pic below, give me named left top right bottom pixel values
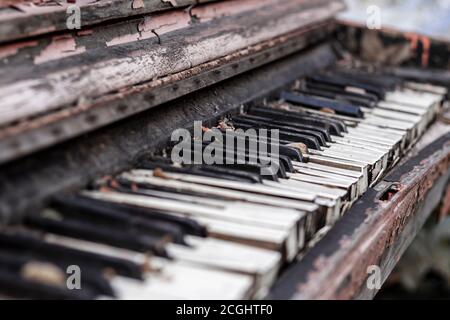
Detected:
left=0, top=0, right=283, bottom=67
left=269, top=124, right=450, bottom=300
left=0, top=43, right=338, bottom=225
left=0, top=0, right=220, bottom=43
left=0, top=0, right=345, bottom=127
left=0, top=22, right=335, bottom=165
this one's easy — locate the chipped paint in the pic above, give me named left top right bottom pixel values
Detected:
left=0, top=40, right=38, bottom=60
left=132, top=0, right=145, bottom=9
left=34, top=34, right=86, bottom=64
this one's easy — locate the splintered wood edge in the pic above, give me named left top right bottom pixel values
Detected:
left=269, top=123, right=450, bottom=300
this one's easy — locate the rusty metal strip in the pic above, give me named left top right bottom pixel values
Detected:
left=269, top=128, right=450, bottom=300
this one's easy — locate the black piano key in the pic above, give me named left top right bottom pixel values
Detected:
left=214, top=133, right=294, bottom=174
left=281, top=91, right=364, bottom=118
left=279, top=155, right=294, bottom=173
left=196, top=165, right=263, bottom=183
left=305, top=79, right=380, bottom=103
left=231, top=119, right=323, bottom=149
left=217, top=129, right=304, bottom=162
left=248, top=106, right=344, bottom=137
left=0, top=232, right=144, bottom=280
left=183, top=144, right=283, bottom=181
left=25, top=216, right=169, bottom=258
left=137, top=159, right=259, bottom=184
left=51, top=195, right=187, bottom=245
left=296, top=113, right=348, bottom=134
left=298, top=86, right=377, bottom=108
left=0, top=267, right=96, bottom=300
left=68, top=195, right=208, bottom=238
left=0, top=250, right=115, bottom=297
left=329, top=69, right=401, bottom=90
left=308, top=74, right=385, bottom=99
left=216, top=144, right=289, bottom=179
left=232, top=115, right=328, bottom=146
left=207, top=163, right=279, bottom=182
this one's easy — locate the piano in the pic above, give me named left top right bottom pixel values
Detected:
left=0, top=0, right=449, bottom=300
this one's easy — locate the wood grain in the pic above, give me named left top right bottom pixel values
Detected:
left=0, top=0, right=220, bottom=43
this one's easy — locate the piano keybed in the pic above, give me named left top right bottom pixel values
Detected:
left=0, top=67, right=447, bottom=300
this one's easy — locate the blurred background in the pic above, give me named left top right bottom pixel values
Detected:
left=341, top=0, right=450, bottom=40
left=342, top=0, right=450, bottom=299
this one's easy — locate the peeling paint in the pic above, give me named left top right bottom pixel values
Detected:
left=34, top=35, right=86, bottom=64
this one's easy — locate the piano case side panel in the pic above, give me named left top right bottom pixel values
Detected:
left=270, top=127, right=450, bottom=300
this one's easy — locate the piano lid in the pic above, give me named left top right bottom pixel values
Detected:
left=0, top=0, right=345, bottom=165
left=0, top=0, right=345, bottom=44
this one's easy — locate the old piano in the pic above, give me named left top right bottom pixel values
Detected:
left=0, top=0, right=449, bottom=300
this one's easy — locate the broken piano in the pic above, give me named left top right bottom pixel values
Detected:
left=0, top=0, right=449, bottom=300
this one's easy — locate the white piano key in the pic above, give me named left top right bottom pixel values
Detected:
left=82, top=190, right=300, bottom=259
left=44, top=232, right=281, bottom=294
left=385, top=89, right=440, bottom=108
left=122, top=170, right=319, bottom=212
left=404, top=82, right=447, bottom=96
left=168, top=236, right=281, bottom=298
left=377, top=100, right=429, bottom=116
left=292, top=162, right=367, bottom=195
left=83, top=190, right=299, bottom=232
left=111, top=262, right=253, bottom=300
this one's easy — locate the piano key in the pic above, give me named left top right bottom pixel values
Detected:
left=0, top=266, right=96, bottom=300
left=109, top=187, right=302, bottom=232
left=42, top=234, right=255, bottom=299
left=168, top=236, right=281, bottom=298
left=281, top=91, right=364, bottom=118
left=82, top=190, right=302, bottom=261
left=248, top=106, right=345, bottom=136
left=404, top=82, right=447, bottom=96
left=307, top=74, right=385, bottom=99
left=217, top=129, right=305, bottom=162
left=237, top=114, right=333, bottom=143
left=231, top=120, right=323, bottom=150
left=292, top=161, right=367, bottom=194
left=25, top=215, right=170, bottom=257
left=0, top=232, right=144, bottom=280
left=0, top=249, right=115, bottom=297
left=262, top=179, right=341, bottom=225
left=43, top=232, right=281, bottom=298
left=125, top=169, right=318, bottom=205
left=51, top=195, right=188, bottom=245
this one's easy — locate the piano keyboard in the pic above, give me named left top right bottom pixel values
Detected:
left=0, top=68, right=446, bottom=300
